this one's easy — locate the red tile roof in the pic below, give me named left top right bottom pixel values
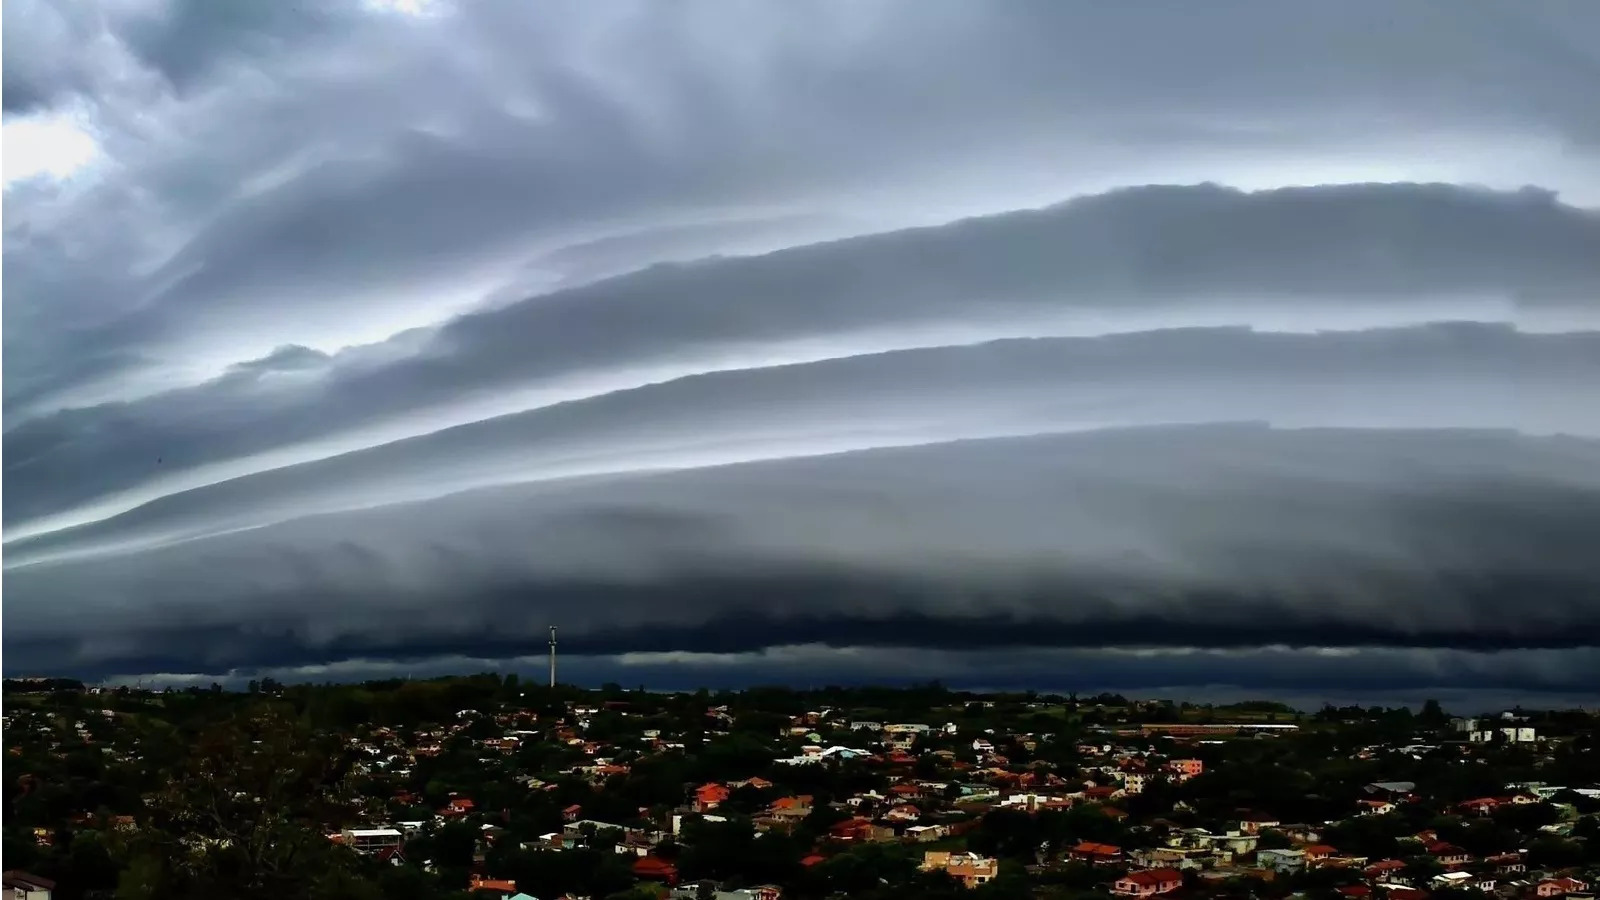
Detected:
left=1121, top=868, right=1182, bottom=887
left=633, top=856, right=679, bottom=880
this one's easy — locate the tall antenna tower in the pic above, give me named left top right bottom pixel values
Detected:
left=548, top=625, right=558, bottom=688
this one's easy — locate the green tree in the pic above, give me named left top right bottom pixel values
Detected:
left=116, top=705, right=373, bottom=899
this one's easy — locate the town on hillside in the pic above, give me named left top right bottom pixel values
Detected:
left=3, top=676, right=1599, bottom=900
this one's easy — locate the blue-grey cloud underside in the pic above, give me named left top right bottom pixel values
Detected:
left=6, top=425, right=1600, bottom=679
left=8, top=183, right=1599, bottom=534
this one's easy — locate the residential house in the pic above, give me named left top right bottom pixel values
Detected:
left=1364, top=860, right=1408, bottom=883
left=829, top=817, right=895, bottom=843
left=1168, top=759, right=1204, bottom=778
left=884, top=733, right=917, bottom=752
left=848, top=790, right=885, bottom=809
left=2, top=872, right=54, bottom=900
left=1426, top=842, right=1471, bottom=869
left=1257, top=849, right=1306, bottom=873
left=633, top=856, right=680, bottom=886
left=1130, top=848, right=1206, bottom=871
left=480, top=736, right=520, bottom=754
left=768, top=795, right=813, bottom=821
left=886, top=724, right=931, bottom=735
left=1484, top=852, right=1525, bottom=874
left=1304, top=845, right=1339, bottom=866
left=1431, top=872, right=1497, bottom=893
left=1356, top=800, right=1397, bottom=817
left=468, top=874, right=519, bottom=895
left=884, top=804, right=921, bottom=823
left=1538, top=878, right=1590, bottom=898
left=1112, top=868, right=1184, bottom=896
left=564, top=820, right=628, bottom=843
left=1239, top=814, right=1280, bottom=835
left=889, top=783, right=926, bottom=802
left=999, top=792, right=1070, bottom=813
left=695, top=783, right=731, bottom=813
left=921, top=851, right=1000, bottom=889
left=1071, top=842, right=1125, bottom=865
left=341, top=827, right=404, bottom=856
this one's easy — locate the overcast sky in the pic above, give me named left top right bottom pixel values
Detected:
left=5, top=0, right=1600, bottom=707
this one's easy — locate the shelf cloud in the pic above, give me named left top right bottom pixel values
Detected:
left=5, top=0, right=1599, bottom=703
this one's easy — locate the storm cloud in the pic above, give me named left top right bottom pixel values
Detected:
left=5, top=0, right=1600, bottom=704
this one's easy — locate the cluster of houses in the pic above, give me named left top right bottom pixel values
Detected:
left=311, top=700, right=1600, bottom=899
left=7, top=686, right=1598, bottom=900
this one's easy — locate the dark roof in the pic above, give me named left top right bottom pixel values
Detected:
left=3, top=871, right=57, bottom=890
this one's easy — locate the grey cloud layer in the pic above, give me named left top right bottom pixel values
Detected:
left=7, top=425, right=1600, bottom=677
left=6, top=1, right=1600, bottom=693
left=8, top=182, right=1600, bottom=535
left=8, top=320, right=1600, bottom=565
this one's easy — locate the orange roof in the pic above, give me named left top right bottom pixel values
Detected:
left=696, top=783, right=730, bottom=800
left=1367, top=860, right=1406, bottom=872
left=1074, top=841, right=1122, bottom=855
left=633, top=856, right=678, bottom=877
left=1122, top=868, right=1182, bottom=886
left=469, top=875, right=517, bottom=893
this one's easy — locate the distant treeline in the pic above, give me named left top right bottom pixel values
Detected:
left=3, top=677, right=86, bottom=693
